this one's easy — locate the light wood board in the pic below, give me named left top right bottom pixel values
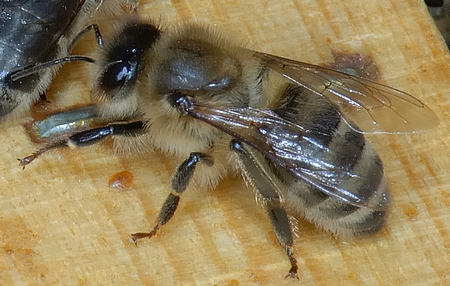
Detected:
left=0, top=0, right=449, bottom=285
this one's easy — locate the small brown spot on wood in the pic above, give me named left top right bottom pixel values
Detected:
left=327, top=51, right=380, bottom=81
left=108, top=170, right=134, bottom=190
left=403, top=203, right=419, bottom=221
left=4, top=243, right=14, bottom=254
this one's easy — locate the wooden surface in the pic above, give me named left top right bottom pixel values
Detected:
left=1, top=0, right=450, bottom=285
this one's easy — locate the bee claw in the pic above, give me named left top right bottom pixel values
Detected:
left=130, top=236, right=139, bottom=246
left=18, top=154, right=37, bottom=169
left=130, top=231, right=155, bottom=247
left=284, top=257, right=299, bottom=280
left=285, top=271, right=299, bottom=280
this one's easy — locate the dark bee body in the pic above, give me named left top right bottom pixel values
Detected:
left=0, top=0, right=86, bottom=118
left=20, top=17, right=437, bottom=278
left=0, top=0, right=134, bottom=119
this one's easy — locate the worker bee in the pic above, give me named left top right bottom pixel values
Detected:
left=20, top=17, right=439, bottom=278
left=0, top=0, right=136, bottom=120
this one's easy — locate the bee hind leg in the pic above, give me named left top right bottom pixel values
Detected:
left=131, top=152, right=213, bottom=243
left=267, top=202, right=299, bottom=279
left=230, top=140, right=298, bottom=279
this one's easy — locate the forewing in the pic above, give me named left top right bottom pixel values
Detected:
left=186, top=103, right=388, bottom=210
left=254, top=52, right=439, bottom=134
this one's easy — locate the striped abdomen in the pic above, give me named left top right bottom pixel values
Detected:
left=270, top=84, right=389, bottom=238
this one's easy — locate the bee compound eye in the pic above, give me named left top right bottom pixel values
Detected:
left=99, top=60, right=138, bottom=96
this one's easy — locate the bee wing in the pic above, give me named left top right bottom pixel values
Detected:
left=187, top=104, right=388, bottom=210
left=254, top=52, right=439, bottom=134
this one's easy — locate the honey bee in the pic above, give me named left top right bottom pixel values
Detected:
left=20, top=17, right=439, bottom=278
left=0, top=0, right=136, bottom=120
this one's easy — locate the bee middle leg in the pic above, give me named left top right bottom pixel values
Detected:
left=230, top=140, right=298, bottom=279
left=131, top=152, right=213, bottom=243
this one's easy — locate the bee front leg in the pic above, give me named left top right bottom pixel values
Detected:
left=230, top=140, right=299, bottom=280
left=131, top=152, right=213, bottom=243
left=19, top=121, right=146, bottom=167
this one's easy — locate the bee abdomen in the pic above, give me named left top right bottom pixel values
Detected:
left=273, top=84, right=389, bottom=238
left=282, top=142, right=389, bottom=238
left=297, top=149, right=388, bottom=237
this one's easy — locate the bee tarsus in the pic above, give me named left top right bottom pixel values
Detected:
left=285, top=255, right=299, bottom=280
left=132, top=152, right=215, bottom=244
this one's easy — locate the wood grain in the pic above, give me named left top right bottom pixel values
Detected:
left=1, top=0, right=449, bottom=284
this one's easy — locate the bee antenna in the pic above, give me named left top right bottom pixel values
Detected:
left=8, top=56, right=95, bottom=82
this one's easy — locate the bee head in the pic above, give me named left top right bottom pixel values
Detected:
left=93, top=20, right=161, bottom=102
